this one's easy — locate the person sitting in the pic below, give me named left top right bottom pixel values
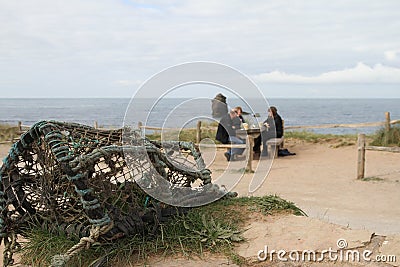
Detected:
left=216, top=109, right=245, bottom=161
left=254, top=106, right=283, bottom=157
left=232, top=106, right=245, bottom=129
left=211, top=93, right=228, bottom=119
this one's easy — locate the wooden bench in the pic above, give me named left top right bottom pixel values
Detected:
left=197, top=143, right=247, bottom=149
left=266, top=137, right=284, bottom=158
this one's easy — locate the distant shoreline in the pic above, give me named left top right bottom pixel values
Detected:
left=0, top=98, right=398, bottom=135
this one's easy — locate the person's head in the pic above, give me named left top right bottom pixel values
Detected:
left=268, top=106, right=278, bottom=117
left=229, top=109, right=238, bottom=119
left=234, top=106, right=243, bottom=116
left=215, top=93, right=226, bottom=102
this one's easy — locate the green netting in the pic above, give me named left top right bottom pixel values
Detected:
left=0, top=120, right=225, bottom=266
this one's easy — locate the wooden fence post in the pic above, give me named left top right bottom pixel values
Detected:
left=196, top=121, right=202, bottom=144
left=357, top=133, right=366, bottom=179
left=385, top=112, right=391, bottom=133
left=138, top=121, right=143, bottom=136
left=281, top=119, right=285, bottom=148
left=94, top=121, right=98, bottom=129
left=18, top=121, right=22, bottom=132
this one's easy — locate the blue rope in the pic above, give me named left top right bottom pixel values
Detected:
left=67, top=173, right=86, bottom=181
left=2, top=157, right=10, bottom=169
left=58, top=154, right=74, bottom=163
left=48, top=139, right=68, bottom=148
left=52, top=145, right=69, bottom=154
left=20, top=133, right=30, bottom=148
left=89, top=214, right=111, bottom=227
left=75, top=188, right=93, bottom=196
left=38, top=122, right=54, bottom=132
left=144, top=196, right=150, bottom=207
left=81, top=198, right=101, bottom=210
left=45, top=132, right=63, bottom=141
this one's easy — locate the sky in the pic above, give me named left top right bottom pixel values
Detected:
left=0, top=0, right=400, bottom=98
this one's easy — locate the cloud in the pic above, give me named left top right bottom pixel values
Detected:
left=384, top=50, right=400, bottom=61
left=1, top=1, right=400, bottom=97
left=114, top=79, right=142, bottom=87
left=252, top=63, right=400, bottom=84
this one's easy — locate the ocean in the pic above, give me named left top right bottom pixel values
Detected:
left=0, top=98, right=399, bottom=135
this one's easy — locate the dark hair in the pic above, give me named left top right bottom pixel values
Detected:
left=234, top=106, right=243, bottom=113
left=269, top=106, right=277, bottom=116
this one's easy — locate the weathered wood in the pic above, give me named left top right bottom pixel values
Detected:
left=391, top=119, right=400, bottom=125
left=357, top=133, right=366, bottom=179
left=246, top=135, right=255, bottom=172
left=266, top=138, right=284, bottom=146
left=139, top=125, right=194, bottom=131
left=281, top=120, right=285, bottom=147
left=365, top=146, right=400, bottom=153
left=385, top=112, right=391, bottom=133
left=18, top=121, right=22, bottom=132
left=197, top=143, right=247, bottom=149
left=196, top=121, right=202, bottom=144
left=266, top=138, right=284, bottom=158
left=94, top=121, right=98, bottom=129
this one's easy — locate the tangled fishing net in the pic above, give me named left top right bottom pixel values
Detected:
left=0, top=121, right=231, bottom=266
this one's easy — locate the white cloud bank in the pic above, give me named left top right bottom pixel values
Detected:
left=114, top=79, right=143, bottom=87
left=385, top=50, right=400, bottom=61
left=252, top=63, right=400, bottom=84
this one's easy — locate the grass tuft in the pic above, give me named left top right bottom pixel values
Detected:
left=0, top=124, right=20, bottom=142
left=361, top=176, right=384, bottom=182
left=284, top=130, right=357, bottom=143
left=20, top=195, right=305, bottom=266
left=370, top=126, right=400, bottom=147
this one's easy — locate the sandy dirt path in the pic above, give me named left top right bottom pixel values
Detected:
left=204, top=140, right=400, bottom=235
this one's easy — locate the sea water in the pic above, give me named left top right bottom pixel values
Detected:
left=0, top=98, right=399, bottom=135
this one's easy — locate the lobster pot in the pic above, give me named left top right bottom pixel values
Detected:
left=0, top=121, right=213, bottom=243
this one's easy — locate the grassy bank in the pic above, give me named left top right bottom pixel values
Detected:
left=370, top=125, right=400, bottom=146
left=20, top=195, right=305, bottom=266
left=146, top=124, right=400, bottom=148
left=147, top=127, right=360, bottom=146
left=0, top=124, right=20, bottom=142
left=2, top=122, right=399, bottom=147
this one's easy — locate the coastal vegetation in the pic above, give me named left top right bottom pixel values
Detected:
left=20, top=195, right=304, bottom=266
left=1, top=122, right=399, bottom=147
left=0, top=124, right=20, bottom=142
left=370, top=125, right=400, bottom=147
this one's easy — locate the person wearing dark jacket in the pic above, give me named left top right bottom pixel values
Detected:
left=254, top=106, right=283, bottom=157
left=211, top=93, right=228, bottom=118
left=216, top=110, right=245, bottom=161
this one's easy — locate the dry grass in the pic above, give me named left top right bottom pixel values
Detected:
left=20, top=195, right=305, bottom=267
left=0, top=124, right=20, bottom=142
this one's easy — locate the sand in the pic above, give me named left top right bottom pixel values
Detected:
left=0, top=140, right=399, bottom=266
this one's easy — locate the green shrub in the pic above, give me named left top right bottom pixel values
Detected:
left=370, top=125, right=400, bottom=147
left=284, top=130, right=356, bottom=143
